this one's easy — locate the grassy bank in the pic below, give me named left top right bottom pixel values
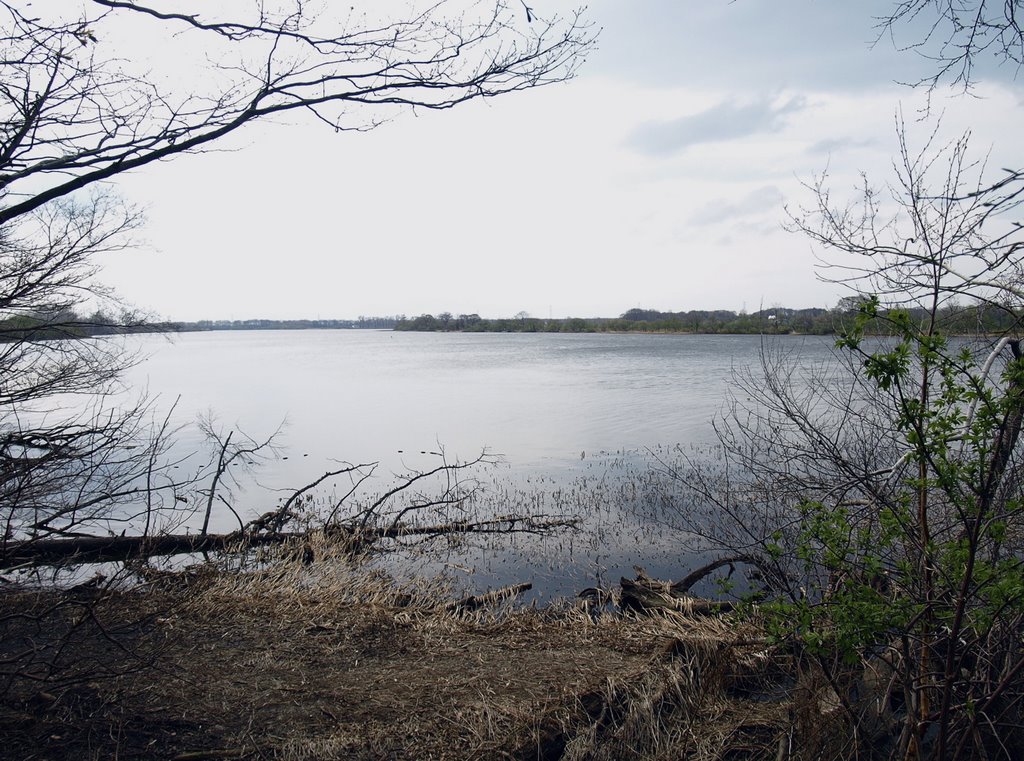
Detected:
left=0, top=542, right=814, bottom=761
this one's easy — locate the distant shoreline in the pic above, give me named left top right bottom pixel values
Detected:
left=4, top=301, right=1011, bottom=340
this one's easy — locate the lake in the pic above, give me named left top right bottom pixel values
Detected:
left=122, top=330, right=839, bottom=599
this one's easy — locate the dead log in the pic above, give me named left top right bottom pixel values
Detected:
left=619, top=575, right=734, bottom=616
left=0, top=532, right=291, bottom=569
left=1, top=515, right=576, bottom=569
left=670, top=554, right=784, bottom=595
left=445, top=582, right=532, bottom=613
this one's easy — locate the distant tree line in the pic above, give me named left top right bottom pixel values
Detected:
left=0, top=312, right=403, bottom=341
left=394, top=302, right=1021, bottom=335
left=6, top=303, right=1014, bottom=343
left=394, top=308, right=832, bottom=334
left=175, top=316, right=402, bottom=332
left=0, top=309, right=151, bottom=342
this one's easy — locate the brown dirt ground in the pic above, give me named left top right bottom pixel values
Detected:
left=0, top=559, right=793, bottom=761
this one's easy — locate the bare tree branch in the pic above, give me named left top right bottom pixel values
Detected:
left=876, top=0, right=1024, bottom=91
left=0, top=1, right=595, bottom=226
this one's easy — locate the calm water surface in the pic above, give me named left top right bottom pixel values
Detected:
left=123, top=330, right=837, bottom=597
left=129, top=330, right=834, bottom=468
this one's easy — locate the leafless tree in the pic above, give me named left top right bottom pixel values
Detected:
left=0, top=1, right=593, bottom=563
left=804, top=118, right=1024, bottom=312
left=0, top=0, right=594, bottom=224
left=0, top=191, right=176, bottom=551
left=877, top=0, right=1024, bottom=90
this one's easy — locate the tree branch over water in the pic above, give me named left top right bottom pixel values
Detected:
left=1, top=0, right=593, bottom=562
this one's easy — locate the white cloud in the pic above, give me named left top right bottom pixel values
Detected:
left=627, top=95, right=807, bottom=155
left=688, top=186, right=785, bottom=227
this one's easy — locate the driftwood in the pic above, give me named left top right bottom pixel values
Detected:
left=619, top=570, right=735, bottom=616
left=671, top=553, right=770, bottom=594
left=671, top=554, right=775, bottom=595
left=445, top=582, right=533, bottom=613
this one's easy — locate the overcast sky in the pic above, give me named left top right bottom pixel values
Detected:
left=101, top=0, right=1024, bottom=321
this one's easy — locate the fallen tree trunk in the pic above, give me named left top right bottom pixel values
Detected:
left=446, top=582, right=533, bottom=613
left=0, top=532, right=287, bottom=569
left=670, top=554, right=785, bottom=596
left=1, top=515, right=576, bottom=569
left=620, top=574, right=734, bottom=616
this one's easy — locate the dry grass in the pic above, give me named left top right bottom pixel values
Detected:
left=1, top=540, right=801, bottom=760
